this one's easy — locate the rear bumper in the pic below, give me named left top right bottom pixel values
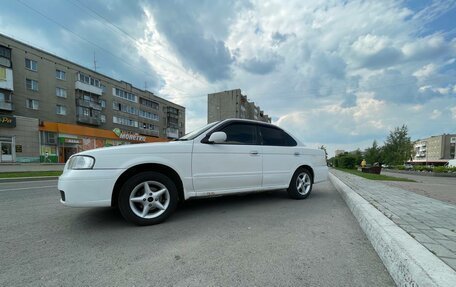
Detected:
left=58, top=168, right=125, bottom=207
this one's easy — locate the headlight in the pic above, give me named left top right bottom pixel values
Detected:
left=67, top=155, right=95, bottom=170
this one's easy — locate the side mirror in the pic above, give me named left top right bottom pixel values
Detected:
left=208, top=132, right=227, bottom=144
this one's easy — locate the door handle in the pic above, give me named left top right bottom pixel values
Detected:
left=250, top=151, right=259, bottom=155
left=294, top=152, right=300, bottom=156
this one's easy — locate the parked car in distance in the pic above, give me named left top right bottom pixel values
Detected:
left=446, top=159, right=456, bottom=168
left=404, top=164, right=413, bottom=170
left=58, top=119, right=328, bottom=225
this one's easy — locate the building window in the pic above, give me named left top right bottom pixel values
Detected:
left=77, top=72, right=100, bottom=87
left=99, top=99, right=106, bottom=108
left=83, top=107, right=90, bottom=116
left=56, top=105, right=67, bottom=115
left=140, top=97, right=159, bottom=109
left=56, top=87, right=67, bottom=98
left=139, top=110, right=159, bottom=121
left=26, top=79, right=39, bottom=91
left=0, top=91, right=12, bottom=102
left=141, top=123, right=156, bottom=130
left=0, top=45, right=11, bottom=68
left=112, top=101, right=137, bottom=115
left=113, top=87, right=137, bottom=102
left=26, top=99, right=39, bottom=110
left=113, top=116, right=138, bottom=127
left=25, top=58, right=37, bottom=71
left=100, top=114, right=106, bottom=123
left=56, top=69, right=66, bottom=80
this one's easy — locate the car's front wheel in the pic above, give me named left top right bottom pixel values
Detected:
left=118, top=172, right=178, bottom=225
left=287, top=168, right=313, bottom=199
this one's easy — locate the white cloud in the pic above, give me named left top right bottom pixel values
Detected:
left=134, top=0, right=456, bottom=144
left=451, top=106, right=456, bottom=119
left=413, top=63, right=437, bottom=80
left=430, top=109, right=442, bottom=119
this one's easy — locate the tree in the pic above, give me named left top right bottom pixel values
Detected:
left=383, top=125, right=412, bottom=165
left=352, top=148, right=363, bottom=166
left=319, top=145, right=328, bottom=162
left=364, top=140, right=382, bottom=165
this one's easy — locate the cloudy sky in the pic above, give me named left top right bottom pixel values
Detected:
left=2, top=0, right=455, bottom=156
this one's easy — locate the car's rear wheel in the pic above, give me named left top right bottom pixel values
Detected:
left=287, top=168, right=313, bottom=199
left=118, top=172, right=178, bottom=225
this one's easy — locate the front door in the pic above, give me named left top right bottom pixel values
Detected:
left=192, top=122, right=262, bottom=195
left=0, top=141, right=13, bottom=162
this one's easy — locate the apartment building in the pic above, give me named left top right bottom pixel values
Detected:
left=413, top=134, right=456, bottom=164
left=0, top=34, right=185, bottom=163
left=207, top=89, right=271, bottom=124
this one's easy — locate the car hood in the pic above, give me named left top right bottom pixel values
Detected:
left=76, top=140, right=193, bottom=157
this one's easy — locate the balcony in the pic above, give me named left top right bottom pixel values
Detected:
left=75, top=80, right=103, bottom=96
left=140, top=129, right=159, bottom=137
left=76, top=99, right=102, bottom=111
left=0, top=101, right=13, bottom=111
left=77, top=114, right=101, bottom=126
left=166, top=128, right=179, bottom=139
left=0, top=68, right=14, bottom=91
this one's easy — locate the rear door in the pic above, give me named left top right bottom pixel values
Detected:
left=192, top=122, right=263, bottom=194
left=259, top=125, right=300, bottom=188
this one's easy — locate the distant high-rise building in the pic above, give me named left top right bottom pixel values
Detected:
left=207, top=89, right=271, bottom=124
left=0, top=33, right=185, bottom=163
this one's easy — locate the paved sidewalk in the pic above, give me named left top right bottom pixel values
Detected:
left=332, top=169, right=456, bottom=271
left=0, top=163, right=64, bottom=173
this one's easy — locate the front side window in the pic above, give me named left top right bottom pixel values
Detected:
left=219, top=123, right=257, bottom=145
left=25, top=58, right=37, bottom=71
left=259, top=126, right=297, bottom=146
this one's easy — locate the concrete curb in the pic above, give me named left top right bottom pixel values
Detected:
left=0, top=176, right=59, bottom=183
left=329, top=172, right=456, bottom=287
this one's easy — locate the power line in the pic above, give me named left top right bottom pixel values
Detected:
left=15, top=0, right=197, bottom=99
left=71, top=0, right=212, bottom=88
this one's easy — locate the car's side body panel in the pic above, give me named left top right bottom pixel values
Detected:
left=262, top=146, right=302, bottom=189
left=191, top=143, right=263, bottom=194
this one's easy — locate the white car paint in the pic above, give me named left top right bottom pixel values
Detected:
left=58, top=119, right=328, bottom=208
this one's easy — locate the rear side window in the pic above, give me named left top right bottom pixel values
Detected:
left=219, top=123, right=257, bottom=145
left=259, top=126, right=297, bottom=146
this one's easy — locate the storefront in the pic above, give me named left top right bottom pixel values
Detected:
left=0, top=115, right=40, bottom=163
left=39, top=121, right=168, bottom=163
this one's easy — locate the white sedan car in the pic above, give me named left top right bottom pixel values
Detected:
left=58, top=119, right=328, bottom=225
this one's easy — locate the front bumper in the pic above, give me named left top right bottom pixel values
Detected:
left=58, top=168, right=125, bottom=207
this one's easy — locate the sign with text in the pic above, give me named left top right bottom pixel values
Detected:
left=59, top=137, right=83, bottom=145
left=0, top=115, right=16, bottom=128
left=113, top=128, right=146, bottom=142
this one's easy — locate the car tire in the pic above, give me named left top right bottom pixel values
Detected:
left=287, top=168, right=313, bottom=199
left=118, top=171, right=178, bottom=226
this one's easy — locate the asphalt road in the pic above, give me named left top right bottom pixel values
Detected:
left=0, top=179, right=394, bottom=287
left=381, top=170, right=456, bottom=205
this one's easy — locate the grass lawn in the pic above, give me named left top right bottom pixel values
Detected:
left=335, top=168, right=415, bottom=182
left=0, top=171, right=62, bottom=178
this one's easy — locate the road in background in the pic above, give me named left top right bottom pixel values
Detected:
left=1, top=180, right=394, bottom=286
left=381, top=170, right=456, bottom=205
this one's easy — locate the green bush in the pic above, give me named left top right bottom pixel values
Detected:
left=433, top=166, right=446, bottom=173
left=396, top=165, right=405, bottom=170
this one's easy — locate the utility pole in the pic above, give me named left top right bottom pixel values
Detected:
left=93, top=51, right=97, bottom=72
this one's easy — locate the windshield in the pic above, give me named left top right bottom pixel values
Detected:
left=177, top=121, right=219, bottom=141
